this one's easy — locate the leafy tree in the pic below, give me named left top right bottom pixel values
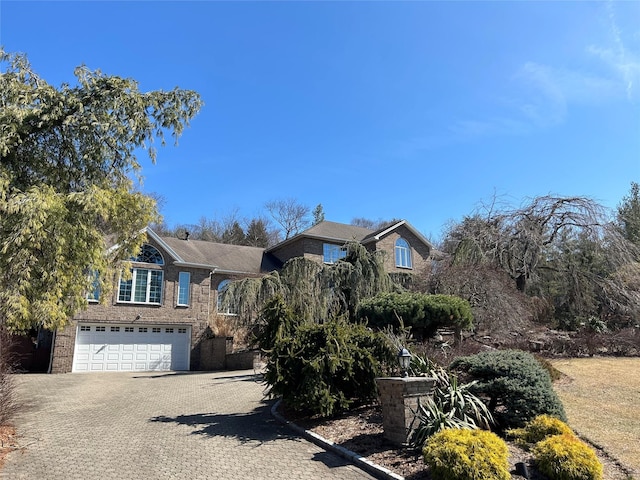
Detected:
left=0, top=50, right=202, bottom=332
left=617, top=181, right=640, bottom=246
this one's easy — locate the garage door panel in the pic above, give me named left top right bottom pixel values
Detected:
left=72, top=323, right=190, bottom=373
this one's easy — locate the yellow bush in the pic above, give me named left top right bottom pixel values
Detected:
left=508, top=414, right=574, bottom=447
left=422, top=428, right=510, bottom=480
left=533, top=434, right=603, bottom=480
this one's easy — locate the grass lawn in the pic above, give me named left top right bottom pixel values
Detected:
left=552, top=357, right=640, bottom=476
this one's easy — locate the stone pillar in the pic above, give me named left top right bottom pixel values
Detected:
left=375, top=376, right=435, bottom=446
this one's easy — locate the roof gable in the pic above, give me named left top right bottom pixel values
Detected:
left=362, top=220, right=434, bottom=250
left=267, top=221, right=374, bottom=253
left=149, top=229, right=278, bottom=274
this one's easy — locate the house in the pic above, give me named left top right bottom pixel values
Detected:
left=48, top=219, right=433, bottom=373
left=267, top=220, right=433, bottom=273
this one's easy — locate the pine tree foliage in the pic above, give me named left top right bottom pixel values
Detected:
left=0, top=50, right=202, bottom=332
left=617, top=181, right=640, bottom=247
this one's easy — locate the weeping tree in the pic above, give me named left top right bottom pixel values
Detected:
left=443, top=194, right=640, bottom=328
left=0, top=50, right=202, bottom=333
left=221, top=241, right=394, bottom=325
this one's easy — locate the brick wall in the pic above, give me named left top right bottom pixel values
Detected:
left=373, top=225, right=432, bottom=274
left=51, top=238, right=215, bottom=373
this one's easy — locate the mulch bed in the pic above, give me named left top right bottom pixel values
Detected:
left=279, top=403, right=628, bottom=480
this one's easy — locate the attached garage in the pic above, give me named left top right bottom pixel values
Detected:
left=72, top=323, right=191, bottom=372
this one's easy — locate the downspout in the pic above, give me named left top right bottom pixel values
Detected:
left=47, top=329, right=57, bottom=374
left=208, top=269, right=216, bottom=323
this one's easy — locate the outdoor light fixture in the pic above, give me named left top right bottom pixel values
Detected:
left=398, top=347, right=411, bottom=378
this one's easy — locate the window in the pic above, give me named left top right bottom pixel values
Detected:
left=395, top=238, right=412, bottom=269
left=138, top=327, right=148, bottom=333
left=178, top=328, right=187, bottom=334
left=125, top=327, right=134, bottom=333
left=118, top=244, right=165, bottom=305
left=110, top=326, right=120, bottom=332
left=177, top=272, right=190, bottom=306
left=323, top=243, right=346, bottom=264
left=87, top=271, right=100, bottom=302
left=136, top=244, right=164, bottom=265
left=96, top=326, right=106, bottom=332
left=166, top=328, right=174, bottom=333
left=80, top=325, right=91, bottom=332
left=118, top=269, right=163, bottom=304
left=152, top=327, right=161, bottom=333
left=217, top=279, right=235, bottom=314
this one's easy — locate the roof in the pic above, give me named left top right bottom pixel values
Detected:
left=150, top=230, right=280, bottom=274
left=266, top=221, right=375, bottom=253
left=362, top=220, right=434, bottom=249
left=267, top=220, right=434, bottom=253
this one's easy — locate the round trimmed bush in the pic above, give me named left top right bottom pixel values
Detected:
left=422, top=428, right=510, bottom=480
left=509, top=414, right=574, bottom=447
left=533, top=434, right=603, bottom=480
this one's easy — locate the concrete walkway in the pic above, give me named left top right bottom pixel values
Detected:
left=2, top=371, right=376, bottom=480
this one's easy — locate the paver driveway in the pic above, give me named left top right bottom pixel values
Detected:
left=2, top=370, right=376, bottom=480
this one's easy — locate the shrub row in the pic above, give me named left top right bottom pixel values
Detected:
left=357, top=292, right=473, bottom=337
left=423, top=416, right=603, bottom=480
left=511, top=415, right=604, bottom=480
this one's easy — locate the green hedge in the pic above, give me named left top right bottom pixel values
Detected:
left=357, top=292, right=473, bottom=336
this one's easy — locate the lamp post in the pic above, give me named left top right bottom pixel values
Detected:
left=398, top=347, right=411, bottom=378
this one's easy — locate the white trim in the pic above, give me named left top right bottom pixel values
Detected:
left=146, top=228, right=185, bottom=263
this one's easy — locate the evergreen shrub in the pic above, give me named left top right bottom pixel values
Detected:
left=357, top=292, right=473, bottom=336
left=508, top=414, right=574, bottom=447
left=450, top=349, right=566, bottom=430
left=259, top=297, right=395, bottom=417
left=422, top=428, right=510, bottom=480
left=533, top=434, right=603, bottom=480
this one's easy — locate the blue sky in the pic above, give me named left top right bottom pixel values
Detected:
left=1, top=1, right=639, bottom=242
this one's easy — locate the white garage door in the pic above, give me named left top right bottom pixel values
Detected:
left=72, top=323, right=191, bottom=372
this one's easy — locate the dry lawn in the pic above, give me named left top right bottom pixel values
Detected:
left=552, top=357, right=640, bottom=477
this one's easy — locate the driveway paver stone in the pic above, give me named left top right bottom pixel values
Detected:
left=2, top=371, right=376, bottom=480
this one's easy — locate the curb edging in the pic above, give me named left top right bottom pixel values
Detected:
left=271, top=399, right=404, bottom=480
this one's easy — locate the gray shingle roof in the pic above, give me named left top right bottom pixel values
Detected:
left=158, top=235, right=280, bottom=274
left=301, top=221, right=375, bottom=241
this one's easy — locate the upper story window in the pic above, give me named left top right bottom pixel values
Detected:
left=177, top=272, right=190, bottom=306
left=118, top=244, right=164, bottom=305
left=323, top=243, right=346, bottom=264
left=136, top=244, right=164, bottom=265
left=395, top=238, right=412, bottom=269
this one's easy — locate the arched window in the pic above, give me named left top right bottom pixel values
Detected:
left=118, top=244, right=164, bottom=304
left=217, top=279, right=234, bottom=314
left=135, top=244, right=164, bottom=265
left=395, top=238, right=412, bottom=269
